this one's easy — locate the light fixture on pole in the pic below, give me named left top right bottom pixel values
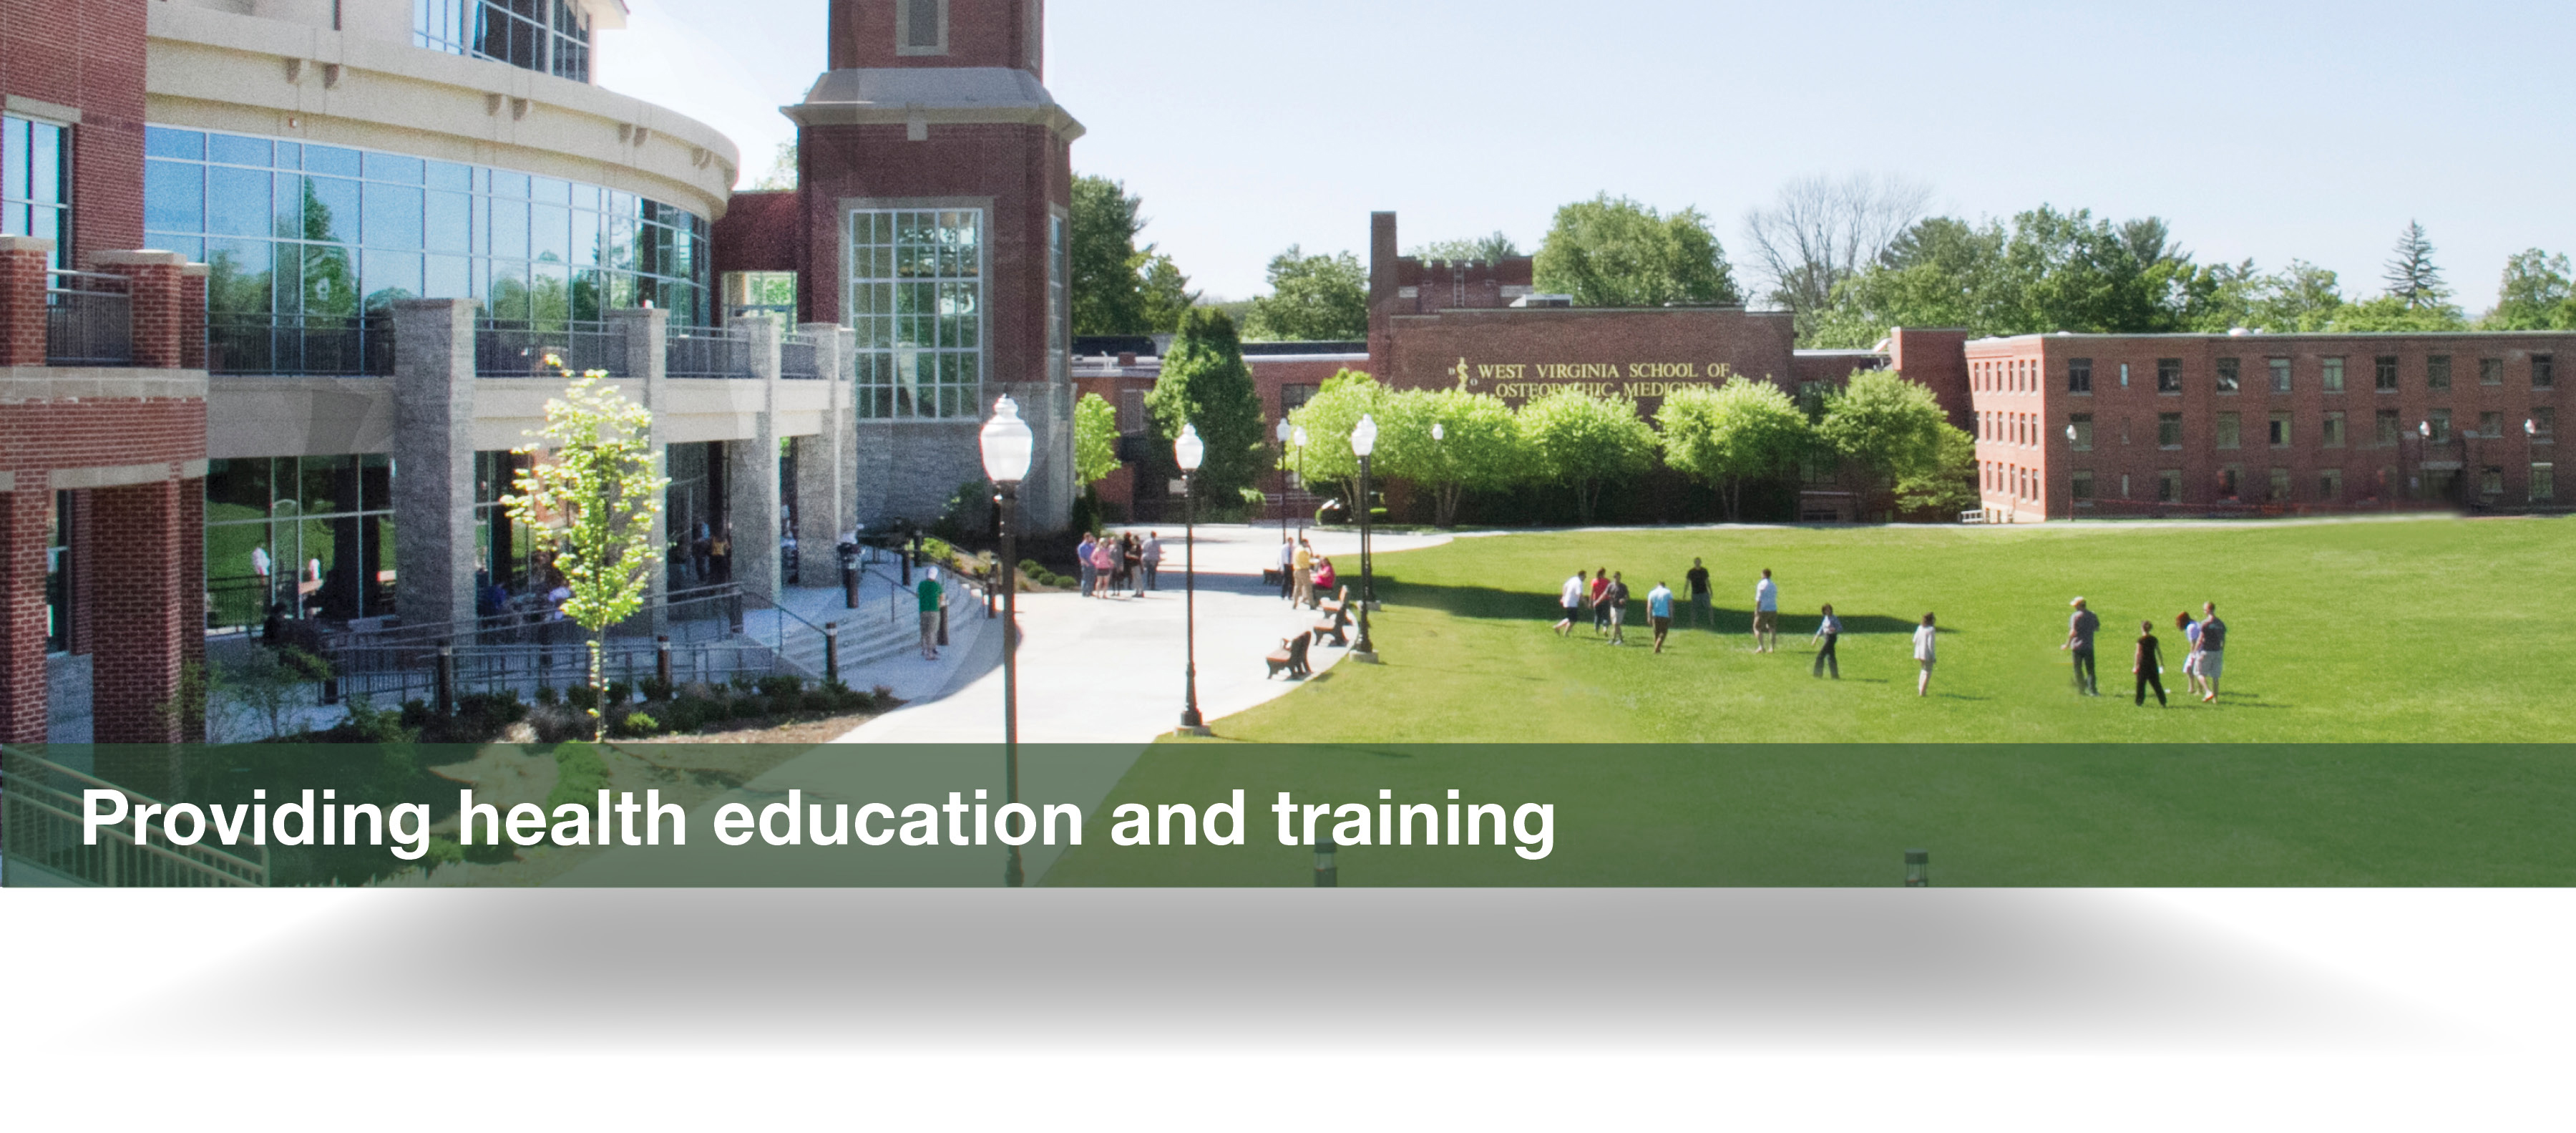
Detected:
left=1174, top=422, right=1210, bottom=736
left=2527, top=418, right=2540, bottom=439
left=1274, top=417, right=1293, bottom=542
left=1292, top=424, right=1309, bottom=537
left=1350, top=414, right=1380, bottom=661
left=978, top=394, right=1035, bottom=888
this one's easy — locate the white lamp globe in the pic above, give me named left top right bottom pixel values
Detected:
left=1432, top=422, right=1445, bottom=441
left=1352, top=414, right=1379, bottom=458
left=1292, top=424, right=1307, bottom=447
left=980, top=395, right=1035, bottom=485
left=2419, top=421, right=2431, bottom=438
left=1174, top=422, right=1206, bottom=472
left=1276, top=417, right=1293, bottom=444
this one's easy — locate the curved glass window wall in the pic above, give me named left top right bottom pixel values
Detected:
left=415, top=0, right=593, bottom=84
left=144, top=125, right=709, bottom=374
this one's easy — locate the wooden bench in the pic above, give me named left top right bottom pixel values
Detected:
left=1311, top=586, right=1352, bottom=648
left=1264, top=632, right=1312, bottom=679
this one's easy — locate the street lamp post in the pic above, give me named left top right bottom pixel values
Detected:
left=1292, top=424, right=1309, bottom=538
left=2416, top=419, right=2432, bottom=506
left=1350, top=414, right=1380, bottom=662
left=1174, top=423, right=1210, bottom=736
left=979, top=395, right=1035, bottom=888
left=1275, top=417, right=1292, bottom=543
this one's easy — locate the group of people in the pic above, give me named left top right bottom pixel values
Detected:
left=2064, top=598, right=2229, bottom=706
left=1549, top=561, right=1791, bottom=660
left=1278, top=537, right=1342, bottom=609
left=1075, top=531, right=1164, bottom=598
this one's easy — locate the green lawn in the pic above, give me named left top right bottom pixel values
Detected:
left=1039, top=516, right=2576, bottom=886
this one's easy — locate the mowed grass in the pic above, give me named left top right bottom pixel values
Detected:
left=1207, top=515, right=2575, bottom=744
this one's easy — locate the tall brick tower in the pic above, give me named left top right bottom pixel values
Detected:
left=786, top=0, right=1080, bottom=532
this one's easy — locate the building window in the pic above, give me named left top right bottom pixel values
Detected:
left=2534, top=462, right=2557, bottom=502
left=2268, top=413, right=2290, bottom=447
left=2428, top=355, right=2452, bottom=391
left=2071, top=470, right=2094, bottom=501
left=2537, top=354, right=2557, bottom=390
left=2429, top=408, right=2452, bottom=443
left=2321, top=411, right=2346, bottom=448
left=2322, top=356, right=2346, bottom=394
left=2215, top=412, right=2241, bottom=449
left=45, top=492, right=71, bottom=653
left=2215, top=357, right=2240, bottom=394
left=1048, top=213, right=1068, bottom=384
left=2157, top=358, right=2182, bottom=394
left=899, top=0, right=950, bottom=54
left=2157, top=469, right=2181, bottom=502
left=2375, top=355, right=2399, bottom=392
left=2478, top=411, right=2503, bottom=439
left=1116, top=388, right=1146, bottom=434
left=2376, top=409, right=2400, bottom=445
left=2157, top=412, right=2182, bottom=449
left=848, top=207, right=983, bottom=419
left=2218, top=465, right=2241, bottom=500
left=2067, top=358, right=2092, bottom=394
left=2534, top=407, right=2556, bottom=442
left=203, top=454, right=399, bottom=629
left=2269, top=467, right=2292, bottom=502
left=2319, top=467, right=2342, bottom=500
left=2479, top=357, right=2504, bottom=386
left=3, top=113, right=71, bottom=271
left=415, top=0, right=594, bottom=82
left=2068, top=414, right=2093, bottom=451
left=721, top=271, right=796, bottom=320
left=2268, top=357, right=2291, bottom=394
left=144, top=125, right=713, bottom=375
left=2480, top=466, right=2505, bottom=497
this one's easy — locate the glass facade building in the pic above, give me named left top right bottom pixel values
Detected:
left=415, top=0, right=595, bottom=84
left=2, top=113, right=69, bottom=271
left=847, top=208, right=983, bottom=419
left=143, top=125, right=711, bottom=374
left=203, top=455, right=399, bottom=628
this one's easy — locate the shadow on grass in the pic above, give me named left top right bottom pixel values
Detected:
left=1375, top=575, right=1936, bottom=638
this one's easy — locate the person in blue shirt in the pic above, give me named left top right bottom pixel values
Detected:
left=1646, top=581, right=1674, bottom=653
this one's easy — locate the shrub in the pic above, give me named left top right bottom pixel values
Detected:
left=801, top=690, right=833, bottom=714
left=758, top=674, right=804, bottom=700
left=729, top=696, right=765, bottom=721
left=542, top=744, right=610, bottom=822
left=566, top=684, right=600, bottom=711
left=640, top=677, right=674, bottom=702
left=617, top=711, right=661, bottom=737
left=662, top=700, right=702, bottom=732
left=535, top=684, right=559, bottom=706
left=606, top=681, right=632, bottom=705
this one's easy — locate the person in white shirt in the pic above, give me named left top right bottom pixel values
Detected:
left=1812, top=603, right=1843, bottom=679
left=1276, top=538, right=1295, bottom=600
left=1912, top=612, right=1938, bottom=696
left=1752, top=568, right=1780, bottom=653
left=250, top=543, right=273, bottom=607
left=1552, top=570, right=1587, bottom=637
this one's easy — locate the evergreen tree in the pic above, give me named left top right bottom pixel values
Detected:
left=1145, top=308, right=1265, bottom=504
left=2384, top=220, right=2451, bottom=309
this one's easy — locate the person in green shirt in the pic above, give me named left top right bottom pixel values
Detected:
left=917, top=569, right=945, bottom=661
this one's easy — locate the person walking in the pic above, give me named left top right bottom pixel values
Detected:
left=1812, top=603, right=1842, bottom=679
left=1605, top=571, right=1631, bottom=646
left=1141, top=532, right=1164, bottom=591
left=2197, top=602, right=2228, bottom=702
left=915, top=568, right=945, bottom=660
left=2064, top=597, right=2101, bottom=696
left=1553, top=570, right=1588, bottom=637
left=1121, top=533, right=1143, bottom=595
left=1092, top=536, right=1121, bottom=598
left=1685, top=557, right=1712, bottom=630
left=250, top=542, right=274, bottom=611
left=1277, top=537, right=1296, bottom=600
left=1646, top=580, right=1674, bottom=653
left=1076, top=533, right=1099, bottom=597
left=2176, top=611, right=2208, bottom=700
left=1292, top=539, right=1316, bottom=608
left=1589, top=568, right=1613, bottom=636
left=1912, top=613, right=1938, bottom=697
left=2132, top=619, right=2168, bottom=706
left=1752, top=568, right=1780, bottom=652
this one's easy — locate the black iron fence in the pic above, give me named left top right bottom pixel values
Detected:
left=208, top=313, right=394, bottom=376
left=476, top=320, right=625, bottom=379
left=781, top=331, right=822, bottom=379
left=44, top=271, right=132, bottom=366
left=667, top=328, right=753, bottom=379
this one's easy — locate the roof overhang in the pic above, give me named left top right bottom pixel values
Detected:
left=784, top=68, right=1085, bottom=141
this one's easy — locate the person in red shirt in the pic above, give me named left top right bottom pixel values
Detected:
left=1312, top=556, right=1337, bottom=597
left=1588, top=568, right=1612, bottom=636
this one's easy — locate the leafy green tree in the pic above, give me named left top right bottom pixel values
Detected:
left=1893, top=419, right=1979, bottom=515
left=1409, top=233, right=1522, bottom=263
left=1145, top=308, right=1266, bottom=503
left=1241, top=246, right=1367, bottom=341
left=2384, top=220, right=2451, bottom=310
left=1071, top=175, right=1197, bottom=336
left=1655, top=377, right=1813, bottom=521
left=1815, top=370, right=1968, bottom=520
left=1803, top=216, right=2011, bottom=347
left=1518, top=387, right=1659, bottom=524
left=748, top=141, right=797, bottom=191
left=2331, top=295, right=2469, bottom=333
left=1283, top=369, right=1390, bottom=515
left=1073, top=391, right=1123, bottom=487
left=504, top=366, right=670, bottom=741
left=2482, top=249, right=2576, bottom=330
left=1377, top=388, right=1526, bottom=527
left=1534, top=194, right=1742, bottom=308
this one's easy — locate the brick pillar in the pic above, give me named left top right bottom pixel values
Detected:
left=727, top=317, right=784, bottom=605
left=0, top=484, right=49, bottom=746
left=89, top=251, right=188, bottom=370
left=180, top=479, right=207, bottom=742
left=391, top=299, right=479, bottom=634
left=180, top=264, right=210, bottom=371
left=91, top=478, right=187, bottom=747
left=0, top=236, right=52, bottom=367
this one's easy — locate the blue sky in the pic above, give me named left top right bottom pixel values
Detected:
left=600, top=0, right=2576, bottom=308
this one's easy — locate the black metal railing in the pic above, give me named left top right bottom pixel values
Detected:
left=476, top=320, right=625, bottom=379
left=667, top=328, right=753, bottom=379
left=44, top=271, right=133, bottom=366
left=781, top=331, right=821, bottom=379
left=208, top=313, right=394, bottom=376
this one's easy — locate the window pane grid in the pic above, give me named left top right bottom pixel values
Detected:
left=849, top=208, right=984, bottom=419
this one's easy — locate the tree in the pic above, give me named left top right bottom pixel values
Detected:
left=748, top=142, right=797, bottom=191
left=2331, top=295, right=2469, bottom=333
left=1073, top=391, right=1122, bottom=487
left=1534, top=194, right=1742, bottom=308
left=1655, top=377, right=1813, bottom=521
left=1802, top=216, right=2011, bottom=347
left=2384, top=220, right=2451, bottom=310
left=1409, top=233, right=1522, bottom=263
left=1283, top=369, right=1390, bottom=516
left=1517, top=387, right=1659, bottom=524
left=1241, top=246, right=1367, bottom=341
left=504, top=366, right=670, bottom=741
left=1144, top=308, right=1266, bottom=504
left=1893, top=419, right=1979, bottom=515
left=1071, top=175, right=1198, bottom=336
left=1815, top=370, right=1966, bottom=520
left=2482, top=249, right=2576, bottom=331
left=1377, top=388, right=1526, bottom=527
left=1741, top=172, right=1931, bottom=323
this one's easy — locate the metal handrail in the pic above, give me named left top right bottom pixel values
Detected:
left=666, top=327, right=753, bottom=379
left=1, top=748, right=270, bottom=888
left=476, top=319, right=626, bottom=378
left=44, top=269, right=133, bottom=366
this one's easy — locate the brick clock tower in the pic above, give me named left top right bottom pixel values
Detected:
left=786, top=0, right=1080, bottom=532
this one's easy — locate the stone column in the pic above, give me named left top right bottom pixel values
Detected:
left=726, top=318, right=784, bottom=604
left=87, top=251, right=187, bottom=370
left=90, top=478, right=186, bottom=747
left=391, top=299, right=478, bottom=635
left=0, top=482, right=47, bottom=745
left=607, top=307, right=670, bottom=628
left=0, top=236, right=51, bottom=366
left=836, top=327, right=862, bottom=542
left=791, top=322, right=845, bottom=585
